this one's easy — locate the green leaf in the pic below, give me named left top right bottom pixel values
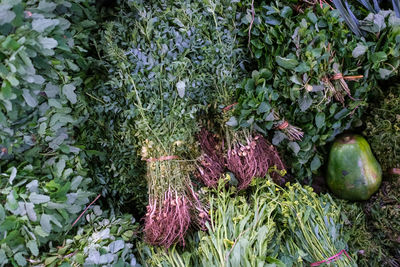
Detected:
left=38, top=37, right=58, bottom=49
left=226, top=117, right=238, bottom=127
left=62, top=84, right=77, bottom=104
left=371, top=51, right=387, bottom=63
left=32, top=18, right=59, bottom=33
left=0, top=249, right=7, bottom=265
left=298, top=93, right=312, bottom=112
left=288, top=142, right=300, bottom=155
left=352, top=43, right=368, bottom=58
left=0, top=6, right=15, bottom=25
left=0, top=205, right=5, bottom=222
left=22, top=89, right=38, bottom=108
left=307, top=12, right=318, bottom=24
left=176, top=80, right=185, bottom=98
left=315, top=113, right=325, bottom=129
left=1, top=36, right=20, bottom=50
left=27, top=240, right=39, bottom=256
left=257, top=102, right=270, bottom=114
left=9, top=166, right=16, bottom=184
left=1, top=81, right=12, bottom=99
left=310, top=155, right=321, bottom=171
left=275, top=56, right=299, bottom=69
left=14, top=252, right=26, bottom=266
left=29, top=192, right=50, bottom=204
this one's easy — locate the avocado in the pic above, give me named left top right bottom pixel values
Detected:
left=326, top=134, right=382, bottom=201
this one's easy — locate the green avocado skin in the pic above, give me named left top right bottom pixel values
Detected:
left=326, top=134, right=382, bottom=201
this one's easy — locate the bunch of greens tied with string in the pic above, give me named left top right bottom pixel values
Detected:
left=192, top=0, right=286, bottom=190
left=102, top=0, right=264, bottom=248
left=231, top=1, right=400, bottom=179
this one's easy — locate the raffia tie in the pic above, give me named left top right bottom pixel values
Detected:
left=145, top=155, right=179, bottom=162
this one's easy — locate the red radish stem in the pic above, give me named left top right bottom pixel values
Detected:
left=144, top=190, right=191, bottom=248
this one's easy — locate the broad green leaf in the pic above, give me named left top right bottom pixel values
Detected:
left=109, top=240, right=125, bottom=253
left=298, top=93, right=312, bottom=112
left=62, top=84, right=77, bottom=104
left=352, top=43, right=368, bottom=58
left=29, top=192, right=50, bottom=204
left=40, top=214, right=52, bottom=233
left=38, top=37, right=58, bottom=49
left=0, top=6, right=15, bottom=25
left=32, top=18, right=59, bottom=33
left=0, top=249, right=7, bottom=265
left=22, top=89, right=38, bottom=107
left=257, top=102, right=270, bottom=114
left=275, top=56, right=299, bottom=69
left=25, top=202, right=37, bottom=222
left=288, top=142, right=300, bottom=155
left=14, top=252, right=26, bottom=266
left=310, top=155, right=321, bottom=171
left=371, top=51, right=387, bottom=63
left=176, top=80, right=185, bottom=98
left=1, top=36, right=20, bottom=50
left=27, top=240, right=39, bottom=256
left=0, top=205, right=5, bottom=222
left=315, top=113, right=325, bottom=129
left=226, top=116, right=238, bottom=127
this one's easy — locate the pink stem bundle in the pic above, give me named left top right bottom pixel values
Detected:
left=196, top=129, right=226, bottom=187
left=144, top=190, right=191, bottom=248
left=196, top=129, right=286, bottom=190
left=227, top=135, right=286, bottom=190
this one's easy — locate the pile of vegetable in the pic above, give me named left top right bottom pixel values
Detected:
left=1, top=0, right=400, bottom=265
left=138, top=177, right=355, bottom=267
left=232, top=0, right=400, bottom=179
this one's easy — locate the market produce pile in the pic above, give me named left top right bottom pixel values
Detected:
left=0, top=0, right=399, bottom=266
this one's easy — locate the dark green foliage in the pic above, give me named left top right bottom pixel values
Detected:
left=364, top=83, right=400, bottom=171
left=0, top=0, right=103, bottom=264
left=340, top=177, right=400, bottom=266
left=232, top=1, right=399, bottom=180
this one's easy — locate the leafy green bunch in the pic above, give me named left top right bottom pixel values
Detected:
left=0, top=0, right=102, bottom=265
left=232, top=1, right=399, bottom=179
left=363, top=83, right=400, bottom=171
left=137, top=177, right=354, bottom=267
left=102, top=0, right=250, bottom=247
left=276, top=183, right=354, bottom=266
left=31, top=208, right=139, bottom=267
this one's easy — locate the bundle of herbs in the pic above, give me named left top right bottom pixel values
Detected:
left=102, top=0, right=262, bottom=247
left=137, top=176, right=355, bottom=266
left=193, top=1, right=286, bottom=189
left=274, top=182, right=355, bottom=266
left=231, top=1, right=400, bottom=180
